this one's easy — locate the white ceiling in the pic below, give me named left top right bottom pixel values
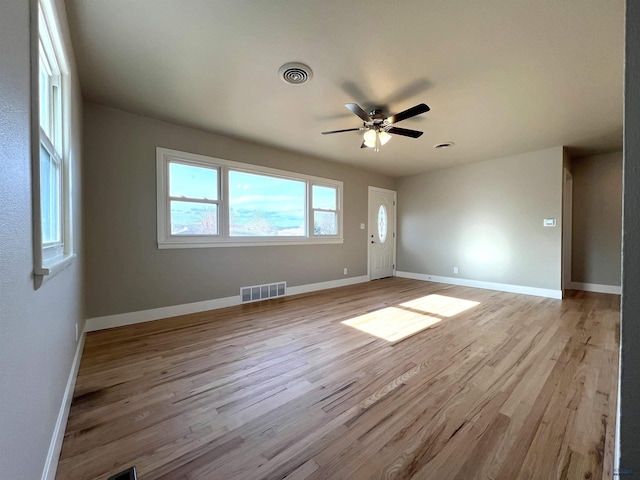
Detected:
left=65, top=0, right=624, bottom=177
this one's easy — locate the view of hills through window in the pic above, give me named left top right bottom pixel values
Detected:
left=228, top=170, right=305, bottom=236
left=169, top=163, right=337, bottom=237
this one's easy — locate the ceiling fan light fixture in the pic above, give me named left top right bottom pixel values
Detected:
left=363, top=129, right=377, bottom=148
left=378, top=130, right=392, bottom=145
left=322, top=101, right=429, bottom=150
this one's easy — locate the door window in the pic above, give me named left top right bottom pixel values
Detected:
left=378, top=204, right=387, bottom=243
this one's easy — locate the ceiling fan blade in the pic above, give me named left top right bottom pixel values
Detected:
left=345, top=103, right=373, bottom=122
left=387, top=103, right=430, bottom=124
left=321, top=128, right=362, bottom=135
left=387, top=126, right=424, bottom=138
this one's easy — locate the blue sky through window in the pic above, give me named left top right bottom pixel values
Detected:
left=229, top=170, right=305, bottom=236
left=167, top=160, right=339, bottom=238
left=170, top=162, right=218, bottom=199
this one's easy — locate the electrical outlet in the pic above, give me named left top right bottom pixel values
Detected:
left=360, top=223, right=365, bottom=230
left=453, top=266, right=459, bottom=274
left=344, top=268, right=348, bottom=275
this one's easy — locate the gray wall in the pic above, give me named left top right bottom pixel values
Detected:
left=83, top=103, right=395, bottom=319
left=396, top=147, right=564, bottom=290
left=620, top=1, right=640, bottom=471
left=571, top=151, right=622, bottom=286
left=0, top=1, right=84, bottom=479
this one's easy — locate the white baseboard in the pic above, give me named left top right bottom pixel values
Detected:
left=86, top=275, right=370, bottom=332
left=85, top=295, right=240, bottom=332
left=41, top=331, right=86, bottom=480
left=568, top=282, right=621, bottom=295
left=396, top=271, right=563, bottom=299
left=286, top=275, right=369, bottom=296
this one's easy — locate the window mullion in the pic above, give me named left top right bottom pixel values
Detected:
left=313, top=207, right=337, bottom=213
left=308, top=183, right=312, bottom=237
left=220, top=165, right=229, bottom=239
left=168, top=196, right=219, bottom=205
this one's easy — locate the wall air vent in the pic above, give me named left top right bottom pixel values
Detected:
left=241, top=282, right=286, bottom=303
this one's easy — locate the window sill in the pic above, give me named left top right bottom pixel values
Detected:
left=34, top=253, right=76, bottom=285
left=158, top=238, right=344, bottom=249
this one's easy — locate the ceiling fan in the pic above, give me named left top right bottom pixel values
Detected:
left=322, top=102, right=430, bottom=152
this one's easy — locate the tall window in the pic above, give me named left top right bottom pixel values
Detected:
left=169, top=161, right=220, bottom=236
left=34, top=0, right=73, bottom=283
left=312, top=185, right=339, bottom=235
left=157, top=148, right=343, bottom=247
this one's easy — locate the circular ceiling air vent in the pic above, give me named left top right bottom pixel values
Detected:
left=434, top=142, right=455, bottom=149
left=279, top=62, right=313, bottom=85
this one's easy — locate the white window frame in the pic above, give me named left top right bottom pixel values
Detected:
left=311, top=183, right=340, bottom=236
left=168, top=159, right=222, bottom=236
left=156, top=148, right=344, bottom=248
left=33, top=0, right=74, bottom=287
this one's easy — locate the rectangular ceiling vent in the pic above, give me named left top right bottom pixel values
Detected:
left=241, top=282, right=286, bottom=303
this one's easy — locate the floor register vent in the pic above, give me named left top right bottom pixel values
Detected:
left=241, top=281, right=286, bottom=303
left=107, top=466, right=137, bottom=480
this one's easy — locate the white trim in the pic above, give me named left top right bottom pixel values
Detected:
left=37, top=253, right=76, bottom=284
left=86, top=295, right=240, bottom=332
left=568, top=282, right=622, bottom=295
left=86, top=275, right=369, bottom=332
left=614, top=348, right=621, bottom=474
left=156, top=147, right=344, bottom=248
left=396, top=271, right=563, bottom=299
left=286, top=275, right=368, bottom=296
left=41, top=331, right=85, bottom=480
left=158, top=238, right=344, bottom=249
left=33, top=0, right=73, bottom=289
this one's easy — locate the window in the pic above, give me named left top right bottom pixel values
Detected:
left=169, top=162, right=219, bottom=235
left=312, top=185, right=339, bottom=235
left=377, top=204, right=388, bottom=243
left=33, top=0, right=73, bottom=285
left=157, top=148, right=343, bottom=247
left=229, top=170, right=306, bottom=237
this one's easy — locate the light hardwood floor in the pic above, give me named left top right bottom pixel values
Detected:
left=56, top=278, right=620, bottom=480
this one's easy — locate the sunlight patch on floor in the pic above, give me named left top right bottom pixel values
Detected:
left=341, top=295, right=480, bottom=342
left=342, top=307, right=441, bottom=342
left=400, top=294, right=480, bottom=317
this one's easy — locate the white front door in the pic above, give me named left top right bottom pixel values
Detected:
left=368, top=187, right=396, bottom=280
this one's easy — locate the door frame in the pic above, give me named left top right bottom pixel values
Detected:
left=367, top=186, right=397, bottom=280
